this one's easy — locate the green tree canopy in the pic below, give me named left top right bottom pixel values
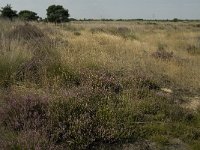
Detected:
left=0, top=4, right=17, bottom=20
left=46, top=5, right=70, bottom=23
left=18, top=10, right=39, bottom=21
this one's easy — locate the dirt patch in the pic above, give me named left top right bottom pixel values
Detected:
left=182, top=96, right=200, bottom=112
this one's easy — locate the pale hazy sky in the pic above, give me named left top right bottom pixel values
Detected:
left=0, top=0, right=200, bottom=19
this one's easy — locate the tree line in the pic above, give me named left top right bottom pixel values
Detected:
left=1, top=4, right=196, bottom=23
left=0, top=4, right=70, bottom=23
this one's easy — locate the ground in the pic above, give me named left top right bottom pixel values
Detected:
left=0, top=19, right=200, bottom=149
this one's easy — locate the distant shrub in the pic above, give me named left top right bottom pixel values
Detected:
left=0, top=4, right=17, bottom=21
left=173, top=18, right=179, bottom=22
left=18, top=10, right=39, bottom=21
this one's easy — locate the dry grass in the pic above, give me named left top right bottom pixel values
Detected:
left=8, top=24, right=45, bottom=40
left=0, top=19, right=200, bottom=149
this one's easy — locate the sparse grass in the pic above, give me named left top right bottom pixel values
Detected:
left=0, top=19, right=200, bottom=149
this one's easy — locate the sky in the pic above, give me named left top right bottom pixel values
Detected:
left=0, top=0, right=200, bottom=19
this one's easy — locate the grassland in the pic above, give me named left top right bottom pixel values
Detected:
left=0, top=19, right=200, bottom=150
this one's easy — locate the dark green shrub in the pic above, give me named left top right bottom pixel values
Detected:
left=18, top=10, right=39, bottom=21
left=46, top=5, right=69, bottom=23
left=0, top=5, right=17, bottom=21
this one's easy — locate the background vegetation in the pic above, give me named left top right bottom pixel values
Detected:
left=0, top=4, right=69, bottom=23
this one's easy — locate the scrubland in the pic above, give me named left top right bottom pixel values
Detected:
left=0, top=19, right=200, bottom=149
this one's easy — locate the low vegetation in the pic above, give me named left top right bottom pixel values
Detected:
left=0, top=19, right=200, bottom=149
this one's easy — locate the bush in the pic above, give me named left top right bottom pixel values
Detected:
left=173, top=18, right=179, bottom=22
left=18, top=10, right=39, bottom=21
left=0, top=5, right=17, bottom=21
left=1, top=91, right=49, bottom=131
left=0, top=85, right=138, bottom=149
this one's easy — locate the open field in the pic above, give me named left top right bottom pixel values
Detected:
left=0, top=20, right=200, bottom=149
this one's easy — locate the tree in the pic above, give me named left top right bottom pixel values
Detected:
left=0, top=4, right=17, bottom=20
left=18, top=10, right=39, bottom=21
left=173, top=18, right=179, bottom=22
left=46, top=5, right=69, bottom=23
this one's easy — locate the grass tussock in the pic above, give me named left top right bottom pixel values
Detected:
left=8, top=24, right=45, bottom=40
left=0, top=20, right=200, bottom=149
left=152, top=43, right=174, bottom=60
